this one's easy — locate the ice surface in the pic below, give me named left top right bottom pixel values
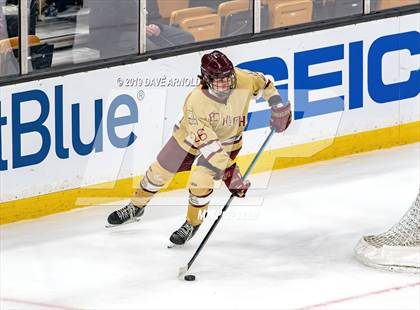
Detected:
left=1, top=143, right=419, bottom=310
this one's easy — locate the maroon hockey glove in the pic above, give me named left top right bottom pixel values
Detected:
left=223, top=164, right=251, bottom=198
left=270, top=102, right=292, bottom=133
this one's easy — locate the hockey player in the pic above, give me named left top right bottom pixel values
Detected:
left=107, top=50, right=292, bottom=245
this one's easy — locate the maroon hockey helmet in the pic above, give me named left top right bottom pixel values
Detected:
left=200, top=51, right=236, bottom=98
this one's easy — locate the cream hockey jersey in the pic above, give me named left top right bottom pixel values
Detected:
left=172, top=68, right=280, bottom=171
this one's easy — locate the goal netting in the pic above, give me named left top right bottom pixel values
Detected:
left=354, top=188, right=420, bottom=273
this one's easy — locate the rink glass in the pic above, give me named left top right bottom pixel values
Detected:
left=0, top=0, right=419, bottom=79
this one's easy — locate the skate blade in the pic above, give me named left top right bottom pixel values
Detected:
left=105, top=218, right=141, bottom=229
left=167, top=242, right=185, bottom=249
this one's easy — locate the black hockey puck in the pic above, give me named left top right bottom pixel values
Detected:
left=184, top=274, right=196, bottom=281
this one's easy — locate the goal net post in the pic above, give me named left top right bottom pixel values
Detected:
left=354, top=188, right=420, bottom=273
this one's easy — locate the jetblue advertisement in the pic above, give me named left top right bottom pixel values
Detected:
left=1, top=14, right=419, bottom=202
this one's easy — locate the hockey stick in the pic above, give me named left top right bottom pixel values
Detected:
left=178, top=129, right=276, bottom=279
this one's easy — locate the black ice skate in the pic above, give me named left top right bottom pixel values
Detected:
left=169, top=221, right=201, bottom=246
left=106, top=202, right=145, bottom=227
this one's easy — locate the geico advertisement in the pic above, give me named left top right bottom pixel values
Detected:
left=0, top=14, right=419, bottom=201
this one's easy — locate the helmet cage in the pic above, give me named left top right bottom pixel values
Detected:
left=202, top=70, right=236, bottom=98
left=200, top=51, right=236, bottom=99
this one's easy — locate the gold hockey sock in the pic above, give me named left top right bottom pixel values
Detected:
left=131, top=186, right=156, bottom=208
left=186, top=203, right=209, bottom=227
left=131, top=162, right=174, bottom=208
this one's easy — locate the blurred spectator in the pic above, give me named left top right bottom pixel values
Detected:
left=0, top=0, right=10, bottom=50
left=5, top=0, right=36, bottom=37
left=44, top=0, right=58, bottom=17
left=146, top=0, right=194, bottom=50
left=0, top=0, right=18, bottom=76
left=44, top=0, right=83, bottom=16
left=87, top=0, right=194, bottom=58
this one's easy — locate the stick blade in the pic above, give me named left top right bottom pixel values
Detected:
left=178, top=265, right=188, bottom=280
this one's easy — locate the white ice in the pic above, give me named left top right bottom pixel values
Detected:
left=1, top=143, right=419, bottom=310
